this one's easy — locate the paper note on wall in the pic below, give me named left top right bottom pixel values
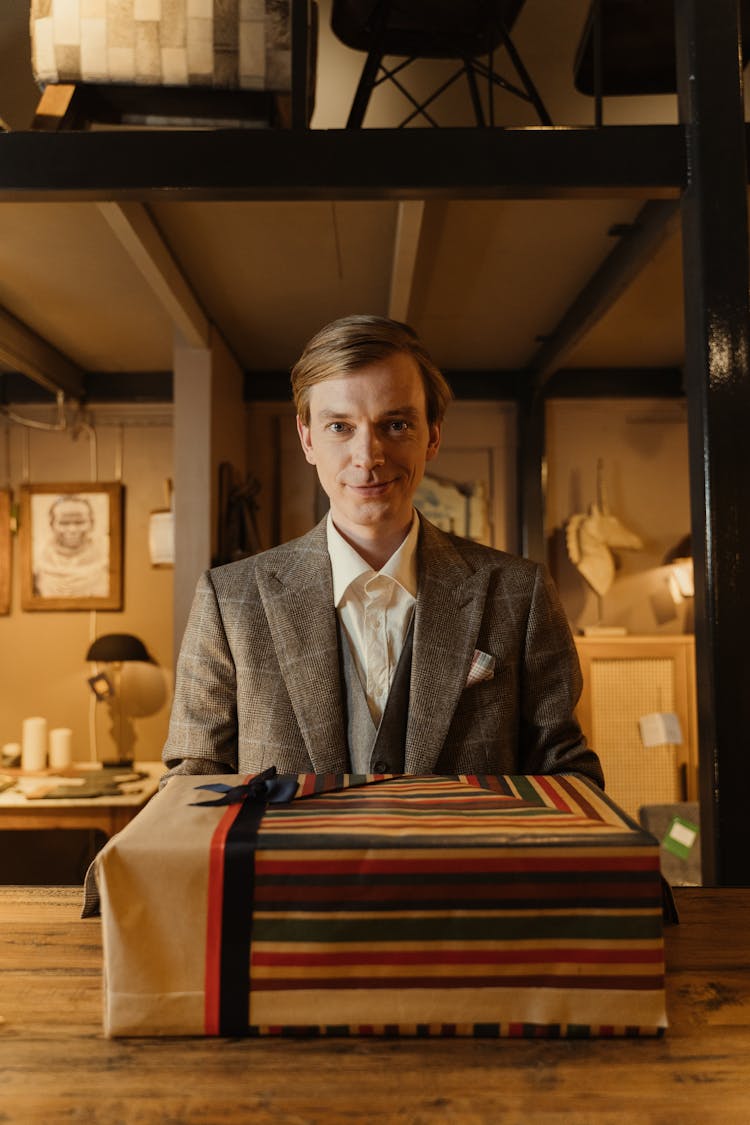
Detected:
left=638, top=712, right=683, bottom=747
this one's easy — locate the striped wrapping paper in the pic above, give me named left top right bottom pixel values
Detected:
left=94, top=773, right=667, bottom=1038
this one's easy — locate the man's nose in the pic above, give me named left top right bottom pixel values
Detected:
left=351, top=425, right=385, bottom=469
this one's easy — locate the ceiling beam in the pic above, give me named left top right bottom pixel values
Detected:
left=97, top=201, right=210, bottom=348
left=388, top=201, right=426, bottom=322
left=0, top=305, right=85, bottom=400
left=0, top=127, right=685, bottom=202
left=525, top=198, right=682, bottom=384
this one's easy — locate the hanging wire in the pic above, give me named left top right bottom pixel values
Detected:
left=1, top=419, right=10, bottom=489
left=1, top=389, right=67, bottom=433
left=114, top=423, right=124, bottom=482
left=21, top=428, right=30, bottom=484
left=69, top=409, right=99, bottom=481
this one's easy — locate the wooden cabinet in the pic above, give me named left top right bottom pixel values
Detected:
left=574, top=635, right=698, bottom=819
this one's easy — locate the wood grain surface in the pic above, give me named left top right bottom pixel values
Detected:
left=1, top=886, right=749, bottom=1124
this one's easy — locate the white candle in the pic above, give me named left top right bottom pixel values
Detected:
left=21, top=717, right=47, bottom=772
left=49, top=727, right=73, bottom=770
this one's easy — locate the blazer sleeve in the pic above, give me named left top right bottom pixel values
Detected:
left=161, top=570, right=239, bottom=781
left=519, top=564, right=605, bottom=789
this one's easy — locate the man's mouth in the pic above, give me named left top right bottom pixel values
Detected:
left=347, top=480, right=394, bottom=496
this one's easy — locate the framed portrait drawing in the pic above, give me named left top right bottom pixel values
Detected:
left=0, top=489, right=11, bottom=615
left=19, top=482, right=123, bottom=611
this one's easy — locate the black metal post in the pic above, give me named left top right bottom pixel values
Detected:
left=675, top=0, right=750, bottom=885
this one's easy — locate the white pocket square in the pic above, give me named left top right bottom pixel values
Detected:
left=465, top=649, right=495, bottom=689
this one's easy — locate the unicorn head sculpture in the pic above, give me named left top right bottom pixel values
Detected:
left=565, top=460, right=643, bottom=598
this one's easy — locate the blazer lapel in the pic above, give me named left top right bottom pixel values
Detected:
left=405, top=517, right=493, bottom=773
left=256, top=519, right=348, bottom=773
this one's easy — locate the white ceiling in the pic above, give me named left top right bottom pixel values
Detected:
left=0, top=1, right=703, bottom=391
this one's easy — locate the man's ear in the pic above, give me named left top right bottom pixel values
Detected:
left=425, top=422, right=442, bottom=462
left=296, top=415, right=317, bottom=465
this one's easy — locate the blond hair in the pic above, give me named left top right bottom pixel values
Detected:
left=291, top=315, right=453, bottom=426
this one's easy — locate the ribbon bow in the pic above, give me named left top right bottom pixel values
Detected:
left=190, top=765, right=298, bottom=807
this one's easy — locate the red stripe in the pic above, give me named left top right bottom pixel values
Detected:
left=204, top=798, right=244, bottom=1035
left=250, top=974, right=664, bottom=992
left=252, top=948, right=665, bottom=967
left=254, top=855, right=660, bottom=875
left=534, top=775, right=572, bottom=812
left=300, top=775, right=318, bottom=796
left=252, top=880, right=660, bottom=903
left=555, top=774, right=602, bottom=819
left=276, top=796, right=528, bottom=807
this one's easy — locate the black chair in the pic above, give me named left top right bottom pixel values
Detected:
left=331, top=0, right=551, bottom=127
left=574, top=0, right=750, bottom=125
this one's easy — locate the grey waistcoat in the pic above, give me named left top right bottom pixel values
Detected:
left=339, top=619, right=414, bottom=774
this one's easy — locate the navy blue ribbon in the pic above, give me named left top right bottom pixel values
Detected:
left=193, top=765, right=298, bottom=1036
left=190, top=765, right=298, bottom=807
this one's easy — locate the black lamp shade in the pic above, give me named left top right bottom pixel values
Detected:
left=85, top=633, right=151, bottom=663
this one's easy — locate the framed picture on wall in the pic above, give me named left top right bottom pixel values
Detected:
left=0, top=489, right=11, bottom=615
left=19, top=482, right=123, bottom=611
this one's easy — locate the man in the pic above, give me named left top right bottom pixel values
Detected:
left=163, top=315, right=602, bottom=787
left=34, top=494, right=109, bottom=599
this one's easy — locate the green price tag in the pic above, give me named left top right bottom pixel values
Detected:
left=662, top=815, right=699, bottom=860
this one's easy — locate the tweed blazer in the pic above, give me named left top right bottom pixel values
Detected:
left=163, top=514, right=603, bottom=787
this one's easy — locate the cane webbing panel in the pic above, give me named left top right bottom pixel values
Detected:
left=31, top=1, right=291, bottom=91
left=590, top=658, right=679, bottom=819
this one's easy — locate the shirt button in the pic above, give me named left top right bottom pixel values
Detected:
left=372, top=759, right=389, bottom=773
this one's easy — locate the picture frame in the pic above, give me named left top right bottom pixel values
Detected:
left=0, top=489, right=11, bottom=615
left=19, top=482, right=123, bottom=611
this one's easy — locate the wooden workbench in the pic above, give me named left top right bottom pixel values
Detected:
left=0, top=762, right=163, bottom=837
left=1, top=887, right=749, bottom=1123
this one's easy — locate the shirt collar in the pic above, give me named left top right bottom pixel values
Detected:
left=327, top=511, right=420, bottom=607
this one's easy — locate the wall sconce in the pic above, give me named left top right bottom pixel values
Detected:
left=85, top=633, right=152, bottom=764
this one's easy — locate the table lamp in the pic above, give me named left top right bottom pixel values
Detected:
left=85, top=633, right=152, bottom=764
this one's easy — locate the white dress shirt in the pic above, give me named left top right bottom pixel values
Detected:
left=327, top=511, right=419, bottom=724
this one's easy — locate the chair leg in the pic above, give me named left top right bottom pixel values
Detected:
left=345, top=0, right=393, bottom=128
left=346, top=47, right=384, bottom=127
left=496, top=24, right=553, bottom=125
left=464, top=62, right=487, bottom=127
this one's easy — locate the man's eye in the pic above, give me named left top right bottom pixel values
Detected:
left=389, top=421, right=410, bottom=433
left=328, top=422, right=350, bottom=433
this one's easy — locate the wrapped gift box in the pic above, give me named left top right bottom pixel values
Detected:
left=90, top=772, right=667, bottom=1038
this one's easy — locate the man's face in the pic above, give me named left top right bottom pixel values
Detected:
left=297, top=352, right=441, bottom=551
left=50, top=500, right=93, bottom=552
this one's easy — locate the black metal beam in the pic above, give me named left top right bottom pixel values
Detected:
left=0, top=371, right=172, bottom=404
left=546, top=367, right=684, bottom=397
left=676, top=0, right=750, bottom=886
left=517, top=195, right=680, bottom=559
left=0, top=306, right=85, bottom=400
left=0, top=126, right=684, bottom=202
left=1, top=367, right=686, bottom=405
left=526, top=199, right=681, bottom=385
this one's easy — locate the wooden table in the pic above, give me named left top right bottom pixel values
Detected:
left=0, top=762, right=163, bottom=837
left=1, top=887, right=749, bottom=1123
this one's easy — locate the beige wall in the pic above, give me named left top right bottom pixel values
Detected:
left=0, top=391, right=691, bottom=773
left=545, top=397, right=691, bottom=635
left=0, top=406, right=174, bottom=763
